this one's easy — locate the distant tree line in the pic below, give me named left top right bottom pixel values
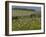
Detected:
left=12, top=13, right=41, bottom=20
left=12, top=8, right=35, bottom=11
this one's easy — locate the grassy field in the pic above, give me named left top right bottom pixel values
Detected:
left=12, top=9, right=41, bottom=31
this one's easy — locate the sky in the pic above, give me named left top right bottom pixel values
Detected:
left=12, top=6, right=41, bottom=12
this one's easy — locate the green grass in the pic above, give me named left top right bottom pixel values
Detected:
left=12, top=9, right=33, bottom=16
left=12, top=9, right=41, bottom=31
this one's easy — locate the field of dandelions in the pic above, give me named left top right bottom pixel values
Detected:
left=12, top=9, right=41, bottom=31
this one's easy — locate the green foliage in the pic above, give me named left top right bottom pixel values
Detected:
left=12, top=17, right=41, bottom=31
